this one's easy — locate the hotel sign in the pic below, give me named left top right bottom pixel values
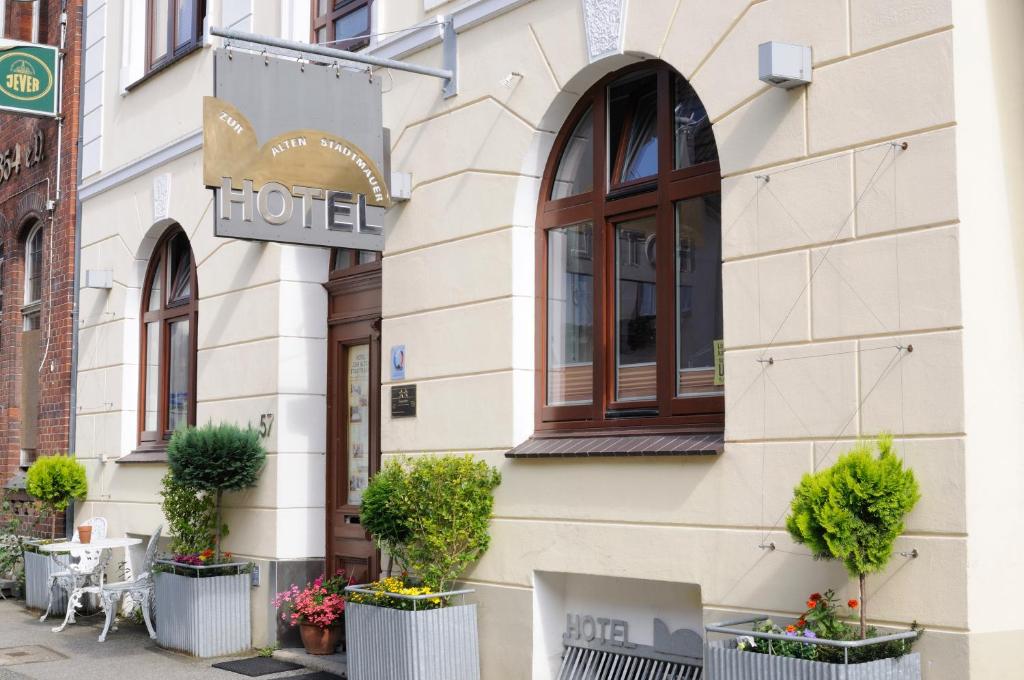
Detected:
left=0, top=39, right=58, bottom=117
left=206, top=49, right=390, bottom=250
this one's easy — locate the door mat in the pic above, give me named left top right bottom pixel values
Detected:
left=0, top=646, right=67, bottom=667
left=211, top=657, right=303, bottom=676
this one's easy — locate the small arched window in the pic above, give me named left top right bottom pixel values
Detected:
left=23, top=223, right=42, bottom=330
left=139, top=227, right=197, bottom=447
left=537, top=62, right=722, bottom=430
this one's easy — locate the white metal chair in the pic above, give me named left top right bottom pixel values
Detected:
left=40, top=517, right=109, bottom=626
left=97, top=525, right=162, bottom=642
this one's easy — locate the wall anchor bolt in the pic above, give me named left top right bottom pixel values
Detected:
left=899, top=549, right=919, bottom=559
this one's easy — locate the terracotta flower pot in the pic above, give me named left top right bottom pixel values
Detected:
left=77, top=525, right=92, bottom=544
left=299, top=622, right=343, bottom=655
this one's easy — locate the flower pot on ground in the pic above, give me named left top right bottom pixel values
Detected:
left=156, top=423, right=266, bottom=657
left=347, top=455, right=501, bottom=680
left=273, top=572, right=348, bottom=656
left=153, top=556, right=252, bottom=657
left=706, top=592, right=921, bottom=680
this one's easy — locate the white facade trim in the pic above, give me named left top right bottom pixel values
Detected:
left=371, top=0, right=534, bottom=60
left=78, top=129, right=202, bottom=202
left=581, top=0, right=625, bottom=62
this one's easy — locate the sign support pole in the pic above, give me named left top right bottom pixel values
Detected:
left=210, top=20, right=458, bottom=99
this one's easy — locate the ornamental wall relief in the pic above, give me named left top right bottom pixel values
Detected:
left=582, top=0, right=626, bottom=62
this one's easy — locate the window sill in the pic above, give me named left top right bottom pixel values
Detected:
left=124, top=42, right=205, bottom=93
left=117, top=447, right=169, bottom=464
left=505, top=430, right=723, bottom=459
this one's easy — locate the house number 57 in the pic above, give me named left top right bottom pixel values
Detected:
left=258, top=413, right=274, bottom=438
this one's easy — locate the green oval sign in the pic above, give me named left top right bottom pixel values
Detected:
left=0, top=42, right=58, bottom=117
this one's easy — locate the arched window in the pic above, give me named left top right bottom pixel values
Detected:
left=537, top=62, right=722, bottom=430
left=138, top=227, right=197, bottom=448
left=23, top=223, right=42, bottom=330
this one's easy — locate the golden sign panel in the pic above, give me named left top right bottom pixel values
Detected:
left=202, top=96, right=391, bottom=208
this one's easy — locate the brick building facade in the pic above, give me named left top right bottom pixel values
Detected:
left=0, top=0, right=82, bottom=539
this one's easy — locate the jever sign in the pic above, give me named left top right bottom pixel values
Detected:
left=0, top=39, right=58, bottom=118
left=205, top=49, right=390, bottom=250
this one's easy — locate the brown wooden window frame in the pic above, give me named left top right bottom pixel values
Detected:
left=137, top=227, right=198, bottom=451
left=536, top=61, right=723, bottom=433
left=146, top=0, right=206, bottom=75
left=311, top=0, right=372, bottom=52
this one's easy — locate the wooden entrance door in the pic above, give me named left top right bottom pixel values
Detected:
left=325, top=253, right=381, bottom=584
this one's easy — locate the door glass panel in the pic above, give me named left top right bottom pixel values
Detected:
left=144, top=322, right=160, bottom=430
left=674, top=75, right=717, bottom=169
left=346, top=344, right=370, bottom=505
left=615, top=215, right=657, bottom=401
left=676, top=194, right=723, bottom=397
left=551, top=107, right=594, bottom=200
left=167, top=319, right=189, bottom=432
left=547, top=222, right=593, bottom=405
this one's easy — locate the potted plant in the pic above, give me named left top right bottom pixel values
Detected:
left=22, top=455, right=86, bottom=612
left=706, top=435, right=923, bottom=679
left=273, top=571, right=348, bottom=655
left=155, top=423, right=265, bottom=657
left=345, top=454, right=501, bottom=680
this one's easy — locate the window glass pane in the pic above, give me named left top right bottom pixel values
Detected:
left=167, top=319, right=190, bottom=432
left=152, top=0, right=170, bottom=62
left=346, top=344, right=370, bottom=505
left=551, top=107, right=594, bottom=200
left=317, top=0, right=328, bottom=17
left=615, top=216, right=657, bottom=401
left=333, top=6, right=368, bottom=47
left=609, top=72, right=658, bottom=185
left=316, top=26, right=327, bottom=44
left=547, top=222, right=593, bottom=405
left=167, top=232, right=192, bottom=304
left=675, top=75, right=717, bottom=169
left=676, top=194, right=723, bottom=397
left=26, top=227, right=42, bottom=305
left=144, top=322, right=160, bottom=430
left=148, top=259, right=163, bottom=311
left=175, top=0, right=193, bottom=47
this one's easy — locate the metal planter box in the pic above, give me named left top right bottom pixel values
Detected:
left=154, top=571, right=251, bottom=657
left=345, top=602, right=481, bottom=680
left=707, top=640, right=921, bottom=680
left=23, top=549, right=66, bottom=613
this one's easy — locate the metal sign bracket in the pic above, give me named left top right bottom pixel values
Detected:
left=211, top=18, right=458, bottom=99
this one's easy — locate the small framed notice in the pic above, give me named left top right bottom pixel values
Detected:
left=390, top=384, right=417, bottom=418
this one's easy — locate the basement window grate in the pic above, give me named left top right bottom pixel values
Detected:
left=557, top=641, right=703, bottom=680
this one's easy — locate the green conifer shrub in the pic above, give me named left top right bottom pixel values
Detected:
left=786, top=434, right=920, bottom=637
left=25, top=455, right=88, bottom=537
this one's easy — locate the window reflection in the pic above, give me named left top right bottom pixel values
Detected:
left=615, top=215, right=658, bottom=401
left=609, top=73, right=659, bottom=185
left=547, top=223, right=594, bottom=405
left=676, top=195, right=723, bottom=396
left=551, top=107, right=594, bottom=200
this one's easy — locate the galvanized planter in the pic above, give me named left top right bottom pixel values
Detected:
left=154, top=568, right=251, bottom=657
left=706, top=641, right=920, bottom=680
left=706, top=616, right=921, bottom=680
left=345, top=586, right=480, bottom=680
left=22, top=548, right=67, bottom=613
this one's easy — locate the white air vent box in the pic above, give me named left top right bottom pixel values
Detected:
left=758, top=41, right=812, bottom=89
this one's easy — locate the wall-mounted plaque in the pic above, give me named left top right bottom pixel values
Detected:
left=390, top=384, right=417, bottom=418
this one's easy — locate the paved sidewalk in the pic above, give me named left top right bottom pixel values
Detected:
left=0, top=599, right=323, bottom=680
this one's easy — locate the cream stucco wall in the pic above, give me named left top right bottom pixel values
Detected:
left=375, top=1, right=969, bottom=679
left=70, top=0, right=1014, bottom=676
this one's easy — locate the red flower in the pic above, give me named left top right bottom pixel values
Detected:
left=848, top=599, right=859, bottom=609
left=796, top=619, right=806, bottom=628
left=809, top=592, right=822, bottom=602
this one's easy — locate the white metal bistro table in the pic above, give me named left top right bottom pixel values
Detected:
left=39, top=537, right=141, bottom=633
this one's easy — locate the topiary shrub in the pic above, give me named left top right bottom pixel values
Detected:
left=167, top=423, right=265, bottom=561
left=786, top=434, right=920, bottom=638
left=25, top=455, right=88, bottom=538
left=159, top=472, right=226, bottom=555
left=360, top=454, right=501, bottom=594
